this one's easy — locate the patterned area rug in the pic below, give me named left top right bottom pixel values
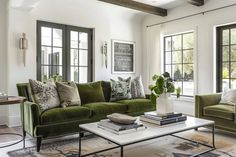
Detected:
left=7, top=133, right=236, bottom=157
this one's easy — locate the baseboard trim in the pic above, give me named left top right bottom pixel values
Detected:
left=7, top=115, right=21, bottom=127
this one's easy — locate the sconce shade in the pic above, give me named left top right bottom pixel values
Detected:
left=19, top=33, right=28, bottom=50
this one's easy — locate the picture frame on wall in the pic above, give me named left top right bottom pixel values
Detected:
left=112, top=40, right=135, bottom=74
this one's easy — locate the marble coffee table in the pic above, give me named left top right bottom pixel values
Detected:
left=78, top=116, right=215, bottom=157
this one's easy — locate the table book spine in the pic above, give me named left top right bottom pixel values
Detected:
left=140, top=115, right=187, bottom=126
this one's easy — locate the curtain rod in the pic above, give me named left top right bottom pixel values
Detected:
left=146, top=3, right=236, bottom=28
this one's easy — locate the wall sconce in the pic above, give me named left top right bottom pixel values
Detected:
left=102, top=41, right=108, bottom=68
left=19, top=33, right=28, bottom=66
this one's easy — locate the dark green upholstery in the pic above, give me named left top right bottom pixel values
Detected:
left=83, top=102, right=127, bottom=119
left=17, top=83, right=32, bottom=102
left=117, top=99, right=154, bottom=113
left=101, top=81, right=111, bottom=102
left=195, top=94, right=236, bottom=133
left=21, top=101, right=40, bottom=136
left=40, top=106, right=91, bottom=125
left=204, top=104, right=234, bottom=121
left=17, top=81, right=155, bottom=151
left=76, top=82, right=105, bottom=104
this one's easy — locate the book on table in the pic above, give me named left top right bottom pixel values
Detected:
left=140, top=115, right=187, bottom=126
left=144, top=111, right=182, bottom=120
left=97, top=119, right=146, bottom=135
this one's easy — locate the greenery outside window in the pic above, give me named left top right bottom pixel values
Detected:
left=216, top=24, right=236, bottom=92
left=37, top=21, right=93, bottom=83
left=164, top=32, right=194, bottom=97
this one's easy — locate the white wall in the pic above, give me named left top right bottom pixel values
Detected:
left=5, top=0, right=145, bottom=126
left=142, top=0, right=236, bottom=115
left=0, top=0, right=9, bottom=125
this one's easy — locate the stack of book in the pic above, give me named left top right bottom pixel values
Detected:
left=140, top=111, right=187, bottom=126
left=97, top=119, right=146, bottom=135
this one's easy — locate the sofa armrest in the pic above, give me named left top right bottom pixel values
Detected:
left=21, top=101, right=41, bottom=137
left=195, top=93, right=221, bottom=118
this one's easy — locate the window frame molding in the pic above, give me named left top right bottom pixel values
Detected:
left=163, top=31, right=195, bottom=97
left=216, top=23, right=236, bottom=92
left=36, top=20, right=94, bottom=82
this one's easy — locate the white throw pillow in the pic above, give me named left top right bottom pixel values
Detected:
left=220, top=89, right=236, bottom=105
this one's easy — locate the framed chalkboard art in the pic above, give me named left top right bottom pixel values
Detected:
left=112, top=40, right=135, bottom=74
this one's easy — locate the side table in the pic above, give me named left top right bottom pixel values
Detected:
left=0, top=96, right=26, bottom=148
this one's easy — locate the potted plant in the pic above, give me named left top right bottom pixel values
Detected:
left=149, top=72, right=181, bottom=113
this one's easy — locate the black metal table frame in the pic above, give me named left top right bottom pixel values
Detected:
left=78, top=123, right=215, bottom=157
left=0, top=100, right=26, bottom=149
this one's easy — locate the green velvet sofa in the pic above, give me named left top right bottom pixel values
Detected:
left=195, top=93, right=236, bottom=133
left=17, top=81, right=155, bottom=152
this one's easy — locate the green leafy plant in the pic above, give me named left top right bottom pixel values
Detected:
left=42, top=74, right=63, bottom=83
left=149, top=72, right=180, bottom=105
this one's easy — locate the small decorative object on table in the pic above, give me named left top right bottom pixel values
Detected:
left=140, top=111, right=187, bottom=126
left=149, top=72, right=181, bottom=113
left=98, top=113, right=145, bottom=135
left=0, top=92, right=8, bottom=100
left=107, top=113, right=137, bottom=124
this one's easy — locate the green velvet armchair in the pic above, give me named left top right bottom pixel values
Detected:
left=195, top=93, right=236, bottom=133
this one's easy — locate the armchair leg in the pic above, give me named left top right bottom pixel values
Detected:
left=36, top=137, right=42, bottom=152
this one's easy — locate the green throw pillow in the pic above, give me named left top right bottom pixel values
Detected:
left=56, top=82, right=81, bottom=108
left=29, top=79, right=60, bottom=111
left=77, top=81, right=105, bottom=105
left=110, top=77, right=132, bottom=102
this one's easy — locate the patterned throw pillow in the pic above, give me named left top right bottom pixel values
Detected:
left=56, top=82, right=81, bottom=108
left=110, top=77, right=132, bottom=102
left=29, top=79, right=60, bottom=111
left=130, top=76, right=145, bottom=99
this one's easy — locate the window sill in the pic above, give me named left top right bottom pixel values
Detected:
left=171, top=96, right=194, bottom=103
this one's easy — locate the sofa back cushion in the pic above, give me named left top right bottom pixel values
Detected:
left=101, top=81, right=111, bottom=102
left=17, top=81, right=111, bottom=103
left=76, top=81, right=105, bottom=104
left=29, top=79, right=61, bottom=111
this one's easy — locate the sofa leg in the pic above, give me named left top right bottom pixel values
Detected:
left=36, top=137, right=42, bottom=152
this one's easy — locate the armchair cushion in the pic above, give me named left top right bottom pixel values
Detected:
left=203, top=104, right=235, bottom=121
left=40, top=106, right=91, bottom=125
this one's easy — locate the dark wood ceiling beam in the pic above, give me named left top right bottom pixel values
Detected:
left=187, top=0, right=204, bottom=6
left=98, top=0, right=167, bottom=16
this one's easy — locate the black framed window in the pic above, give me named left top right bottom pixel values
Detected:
left=164, top=32, right=194, bottom=96
left=37, top=21, right=93, bottom=82
left=216, top=24, right=236, bottom=92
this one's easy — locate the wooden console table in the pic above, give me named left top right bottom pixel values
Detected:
left=0, top=96, right=26, bottom=148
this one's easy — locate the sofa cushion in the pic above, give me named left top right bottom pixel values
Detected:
left=116, top=99, right=154, bottom=113
left=40, top=106, right=91, bottom=125
left=56, top=82, right=81, bottom=108
left=29, top=79, right=60, bottom=111
left=204, top=104, right=235, bottom=121
left=110, top=78, right=132, bottom=101
left=83, top=102, right=127, bottom=118
left=101, top=81, right=111, bottom=102
left=77, top=82, right=105, bottom=105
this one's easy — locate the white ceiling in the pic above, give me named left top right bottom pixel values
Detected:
left=133, top=0, right=186, bottom=9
